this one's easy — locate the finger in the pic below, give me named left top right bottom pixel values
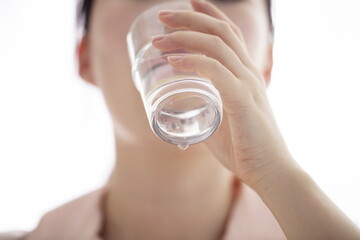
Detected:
left=152, top=31, right=252, bottom=79
left=191, top=0, right=246, bottom=45
left=158, top=10, right=252, bottom=69
left=166, top=54, right=244, bottom=114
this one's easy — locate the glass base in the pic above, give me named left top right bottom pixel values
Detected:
left=148, top=79, right=223, bottom=146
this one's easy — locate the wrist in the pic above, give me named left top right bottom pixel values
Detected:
left=245, top=156, right=304, bottom=197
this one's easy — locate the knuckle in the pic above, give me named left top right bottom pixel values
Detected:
left=219, top=20, right=232, bottom=34
left=181, top=12, right=193, bottom=28
left=170, top=31, right=184, bottom=44
left=211, top=35, right=223, bottom=46
left=184, top=21, right=191, bottom=29
left=171, top=31, right=181, bottom=39
left=234, top=26, right=245, bottom=40
left=179, top=54, right=187, bottom=63
left=211, top=58, right=223, bottom=72
left=235, top=27, right=243, bottom=36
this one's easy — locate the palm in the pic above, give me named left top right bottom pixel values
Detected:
left=203, top=112, right=236, bottom=174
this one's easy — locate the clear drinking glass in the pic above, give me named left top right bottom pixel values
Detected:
left=127, top=1, right=223, bottom=150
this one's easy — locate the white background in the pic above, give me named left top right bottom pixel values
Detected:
left=0, top=0, right=359, bottom=232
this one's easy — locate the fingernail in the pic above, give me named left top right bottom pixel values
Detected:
left=158, top=10, right=175, bottom=17
left=167, top=55, right=183, bottom=62
left=152, top=34, right=167, bottom=42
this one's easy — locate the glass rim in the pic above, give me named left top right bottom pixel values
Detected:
left=127, top=1, right=193, bottom=35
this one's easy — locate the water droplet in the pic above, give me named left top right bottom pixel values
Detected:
left=178, top=144, right=189, bottom=150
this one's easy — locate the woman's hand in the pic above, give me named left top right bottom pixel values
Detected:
left=152, top=2, right=360, bottom=239
left=152, top=0, right=295, bottom=188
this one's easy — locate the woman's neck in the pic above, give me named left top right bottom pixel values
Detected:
left=102, top=138, right=235, bottom=240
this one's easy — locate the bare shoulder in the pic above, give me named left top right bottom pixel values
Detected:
left=0, top=231, right=28, bottom=240
left=225, top=183, right=287, bottom=240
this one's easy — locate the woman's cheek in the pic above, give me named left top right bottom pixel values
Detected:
left=241, top=19, right=268, bottom=70
left=217, top=3, right=269, bottom=70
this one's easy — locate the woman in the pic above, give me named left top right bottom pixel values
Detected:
left=2, top=0, right=360, bottom=239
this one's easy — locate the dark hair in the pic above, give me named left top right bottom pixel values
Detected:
left=77, top=0, right=95, bottom=34
left=77, top=0, right=273, bottom=36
